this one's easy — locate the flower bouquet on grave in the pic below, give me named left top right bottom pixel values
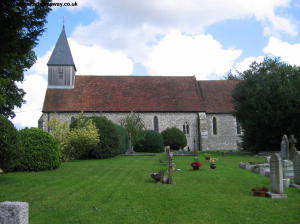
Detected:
left=251, top=187, right=268, bottom=197
left=191, top=157, right=202, bottom=170
left=209, top=157, right=218, bottom=169
left=204, top=153, right=211, bottom=161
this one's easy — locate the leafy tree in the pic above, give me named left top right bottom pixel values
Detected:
left=0, top=0, right=51, bottom=118
left=232, top=57, right=300, bottom=152
left=161, top=127, right=187, bottom=150
left=0, top=115, right=19, bottom=171
left=135, top=130, right=164, bottom=153
left=65, top=118, right=100, bottom=160
left=120, top=112, right=145, bottom=154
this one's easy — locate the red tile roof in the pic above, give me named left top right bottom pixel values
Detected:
left=42, top=76, right=204, bottom=112
left=197, top=80, right=240, bottom=113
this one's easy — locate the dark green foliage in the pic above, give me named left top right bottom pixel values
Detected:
left=18, top=128, right=61, bottom=171
left=0, top=115, right=19, bottom=171
left=71, top=116, right=127, bottom=158
left=86, top=116, right=119, bottom=159
left=161, top=127, right=187, bottom=150
left=114, top=124, right=129, bottom=154
left=89, top=117, right=120, bottom=158
left=0, top=0, right=51, bottom=118
left=135, top=130, right=164, bottom=153
left=232, top=57, right=300, bottom=152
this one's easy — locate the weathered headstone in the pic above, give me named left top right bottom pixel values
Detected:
left=0, top=202, right=28, bottom=224
left=267, top=153, right=287, bottom=198
left=291, top=151, right=300, bottom=188
left=289, top=135, right=298, bottom=162
left=281, top=135, right=289, bottom=160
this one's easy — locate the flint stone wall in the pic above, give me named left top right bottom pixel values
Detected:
left=40, top=112, right=200, bottom=151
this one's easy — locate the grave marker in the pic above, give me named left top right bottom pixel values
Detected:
left=267, top=153, right=287, bottom=198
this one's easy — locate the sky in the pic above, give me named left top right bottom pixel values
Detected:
left=11, top=0, right=300, bottom=129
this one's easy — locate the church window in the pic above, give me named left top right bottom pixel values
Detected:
left=212, top=117, right=217, bottom=135
left=71, top=116, right=75, bottom=124
left=154, top=116, right=159, bottom=132
left=237, top=120, right=241, bottom=135
left=183, top=122, right=190, bottom=135
left=58, top=67, right=63, bottom=79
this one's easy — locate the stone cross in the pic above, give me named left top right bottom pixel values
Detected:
left=280, top=134, right=289, bottom=160
left=0, top=202, right=28, bottom=224
left=270, top=153, right=284, bottom=194
left=165, top=146, right=174, bottom=184
left=293, top=151, right=300, bottom=185
left=289, top=135, right=298, bottom=161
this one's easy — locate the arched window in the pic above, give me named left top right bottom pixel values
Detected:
left=237, top=120, right=241, bottom=135
left=212, top=117, right=217, bottom=135
left=183, top=122, right=190, bottom=135
left=154, top=116, right=159, bottom=132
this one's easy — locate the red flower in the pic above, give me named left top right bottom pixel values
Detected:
left=191, top=161, right=202, bottom=167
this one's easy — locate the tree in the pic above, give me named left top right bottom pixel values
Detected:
left=65, top=118, right=100, bottom=160
left=0, top=0, right=51, bottom=118
left=0, top=115, right=19, bottom=171
left=120, top=112, right=145, bottom=154
left=161, top=127, right=187, bottom=150
left=232, top=57, right=300, bottom=152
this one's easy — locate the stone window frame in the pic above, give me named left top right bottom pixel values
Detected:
left=183, top=122, right=190, bottom=135
left=212, top=117, right=217, bottom=135
left=153, top=116, right=159, bottom=132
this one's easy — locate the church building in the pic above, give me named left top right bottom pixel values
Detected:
left=39, top=27, right=242, bottom=151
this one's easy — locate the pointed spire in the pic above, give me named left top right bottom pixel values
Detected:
left=47, top=26, right=76, bottom=71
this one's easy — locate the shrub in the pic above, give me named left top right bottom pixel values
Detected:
left=161, top=127, right=187, bottom=150
left=87, top=116, right=119, bottom=159
left=135, top=130, right=164, bottom=153
left=114, top=124, right=128, bottom=154
left=65, top=119, right=100, bottom=160
left=18, top=128, right=61, bottom=171
left=0, top=115, right=19, bottom=171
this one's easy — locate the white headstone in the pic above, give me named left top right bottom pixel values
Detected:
left=293, top=151, right=300, bottom=185
left=270, top=153, right=284, bottom=194
left=281, top=135, right=289, bottom=160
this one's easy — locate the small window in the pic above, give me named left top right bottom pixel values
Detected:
left=212, top=117, right=217, bottom=135
left=183, top=122, right=189, bottom=135
left=154, top=116, right=159, bottom=132
left=58, top=71, right=63, bottom=79
left=71, top=116, right=75, bottom=124
left=237, top=120, right=241, bottom=135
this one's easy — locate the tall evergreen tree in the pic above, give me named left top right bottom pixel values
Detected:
left=232, top=57, right=300, bottom=152
left=0, top=0, right=51, bottom=118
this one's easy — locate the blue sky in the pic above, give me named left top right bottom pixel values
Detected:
left=12, top=0, right=300, bottom=128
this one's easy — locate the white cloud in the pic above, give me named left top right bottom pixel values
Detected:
left=72, top=0, right=296, bottom=46
left=70, top=0, right=297, bottom=72
left=233, top=56, right=265, bottom=73
left=11, top=38, right=134, bottom=129
left=263, top=37, right=300, bottom=66
left=12, top=75, right=47, bottom=129
left=142, top=31, right=242, bottom=79
left=69, top=38, right=133, bottom=75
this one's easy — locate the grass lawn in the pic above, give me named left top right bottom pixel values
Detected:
left=1, top=152, right=300, bottom=224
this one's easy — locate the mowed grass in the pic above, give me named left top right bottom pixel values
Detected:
left=1, top=152, right=300, bottom=224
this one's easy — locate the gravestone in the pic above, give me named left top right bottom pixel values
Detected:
left=0, top=202, right=28, bottom=224
left=289, top=135, right=298, bottom=162
left=267, top=153, right=287, bottom=198
left=281, top=135, right=289, bottom=160
left=291, top=151, right=300, bottom=188
left=165, top=146, right=175, bottom=184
